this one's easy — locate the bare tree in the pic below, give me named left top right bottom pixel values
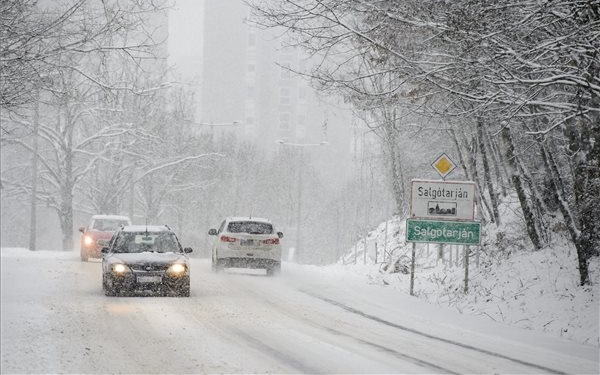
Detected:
left=1, top=0, right=172, bottom=249
left=247, top=0, right=600, bottom=284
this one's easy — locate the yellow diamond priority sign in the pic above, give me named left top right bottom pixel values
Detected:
left=432, top=153, right=456, bottom=179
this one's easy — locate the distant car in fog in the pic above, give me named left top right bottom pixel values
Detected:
left=78, top=214, right=131, bottom=261
left=208, top=217, right=283, bottom=276
left=101, top=225, right=193, bottom=297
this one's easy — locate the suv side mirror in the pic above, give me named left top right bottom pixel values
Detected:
left=208, top=229, right=217, bottom=236
left=101, top=247, right=110, bottom=254
left=78, top=227, right=85, bottom=233
left=183, top=247, right=193, bottom=253
left=277, top=232, right=284, bottom=239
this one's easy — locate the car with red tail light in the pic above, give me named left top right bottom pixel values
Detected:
left=208, top=217, right=283, bottom=276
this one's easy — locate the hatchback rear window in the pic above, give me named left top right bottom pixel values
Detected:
left=227, top=221, right=273, bottom=234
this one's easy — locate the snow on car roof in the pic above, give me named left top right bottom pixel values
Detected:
left=91, top=214, right=131, bottom=221
left=120, top=225, right=171, bottom=232
left=227, top=216, right=272, bottom=223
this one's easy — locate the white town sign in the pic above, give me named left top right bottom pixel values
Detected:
left=410, top=179, right=476, bottom=221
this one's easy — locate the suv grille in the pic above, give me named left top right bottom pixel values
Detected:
left=129, top=264, right=169, bottom=272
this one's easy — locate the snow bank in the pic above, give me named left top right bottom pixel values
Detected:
left=1, top=247, right=74, bottom=259
left=337, top=208, right=599, bottom=346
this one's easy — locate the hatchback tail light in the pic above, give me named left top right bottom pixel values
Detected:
left=220, top=235, right=237, bottom=243
left=263, top=238, right=279, bottom=245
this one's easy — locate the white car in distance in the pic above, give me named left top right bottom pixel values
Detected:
left=209, top=217, right=283, bottom=276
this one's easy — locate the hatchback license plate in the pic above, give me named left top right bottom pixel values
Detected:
left=240, top=239, right=254, bottom=246
left=137, top=275, right=162, bottom=283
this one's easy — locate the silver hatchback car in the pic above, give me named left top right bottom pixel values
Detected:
left=208, top=217, right=283, bottom=276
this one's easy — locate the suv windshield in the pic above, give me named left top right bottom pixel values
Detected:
left=227, top=221, right=273, bottom=235
left=112, top=232, right=181, bottom=253
left=93, top=219, right=129, bottom=231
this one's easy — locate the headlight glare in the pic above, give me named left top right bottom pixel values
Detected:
left=84, top=236, right=94, bottom=246
left=112, top=264, right=127, bottom=274
left=168, top=263, right=186, bottom=275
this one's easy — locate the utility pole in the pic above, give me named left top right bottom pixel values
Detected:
left=296, top=147, right=303, bottom=261
left=29, top=91, right=40, bottom=251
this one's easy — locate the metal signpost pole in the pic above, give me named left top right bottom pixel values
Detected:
left=410, top=242, right=416, bottom=296
left=464, top=245, right=470, bottom=293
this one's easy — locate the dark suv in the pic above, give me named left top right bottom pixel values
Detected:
left=101, top=225, right=193, bottom=297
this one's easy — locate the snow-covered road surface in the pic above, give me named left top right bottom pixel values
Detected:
left=2, top=248, right=598, bottom=374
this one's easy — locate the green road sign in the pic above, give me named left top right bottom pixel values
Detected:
left=406, top=219, right=481, bottom=245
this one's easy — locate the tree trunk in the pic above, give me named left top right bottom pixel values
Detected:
left=449, top=128, right=471, bottom=180
left=478, top=118, right=500, bottom=225
left=517, top=158, right=550, bottom=244
left=469, top=134, right=491, bottom=225
left=501, top=125, right=542, bottom=250
left=540, top=141, right=582, bottom=255
left=485, top=128, right=508, bottom=197
left=566, top=117, right=598, bottom=286
left=385, top=127, right=407, bottom=216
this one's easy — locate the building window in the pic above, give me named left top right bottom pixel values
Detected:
left=280, top=87, right=291, bottom=105
left=298, top=114, right=306, bottom=126
left=279, top=112, right=290, bottom=130
left=248, top=33, right=257, bottom=47
left=298, top=87, right=307, bottom=100
left=247, top=64, right=256, bottom=73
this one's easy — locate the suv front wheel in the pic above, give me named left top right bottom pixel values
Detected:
left=102, top=275, right=116, bottom=296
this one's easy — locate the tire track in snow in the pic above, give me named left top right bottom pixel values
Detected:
left=318, top=324, right=460, bottom=374
left=219, top=276, right=459, bottom=374
left=190, top=271, right=441, bottom=373
left=228, top=328, right=323, bottom=374
left=302, top=290, right=567, bottom=375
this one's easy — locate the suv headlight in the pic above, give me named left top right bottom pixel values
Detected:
left=167, top=263, right=187, bottom=276
left=112, top=263, right=129, bottom=274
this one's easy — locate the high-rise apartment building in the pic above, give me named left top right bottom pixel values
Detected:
left=169, top=0, right=354, bottom=174
left=199, top=0, right=341, bottom=145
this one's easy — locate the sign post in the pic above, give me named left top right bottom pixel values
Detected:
left=410, top=243, right=416, bottom=296
left=464, top=246, right=470, bottom=293
left=406, top=154, right=481, bottom=295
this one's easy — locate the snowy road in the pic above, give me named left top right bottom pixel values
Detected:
left=1, top=249, right=598, bottom=374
